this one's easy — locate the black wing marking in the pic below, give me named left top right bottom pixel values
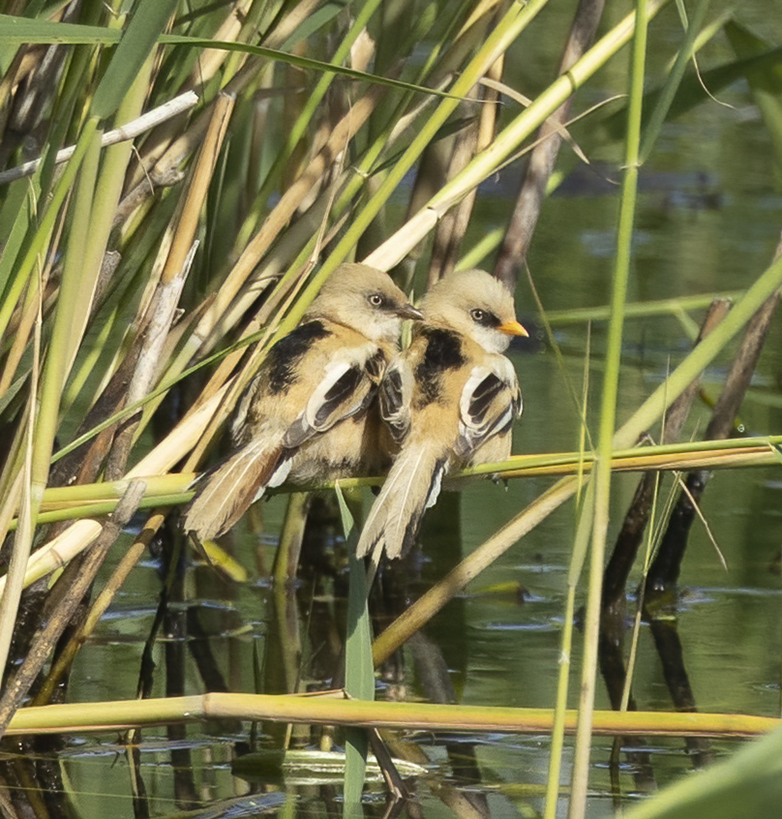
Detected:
left=466, top=372, right=505, bottom=426
left=379, top=367, right=403, bottom=418
left=266, top=320, right=331, bottom=394
left=379, top=365, right=409, bottom=444
left=454, top=366, right=519, bottom=459
left=283, top=348, right=381, bottom=449
left=231, top=321, right=333, bottom=445
left=314, top=365, right=363, bottom=427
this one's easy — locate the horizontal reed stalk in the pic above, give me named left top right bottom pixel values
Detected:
left=6, top=692, right=778, bottom=738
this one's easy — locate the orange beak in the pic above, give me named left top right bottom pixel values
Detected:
left=498, top=319, right=529, bottom=337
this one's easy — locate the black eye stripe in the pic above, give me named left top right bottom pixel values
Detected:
left=470, top=308, right=500, bottom=328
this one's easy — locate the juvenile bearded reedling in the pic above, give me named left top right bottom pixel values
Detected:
left=183, top=263, right=422, bottom=541
left=355, top=269, right=527, bottom=562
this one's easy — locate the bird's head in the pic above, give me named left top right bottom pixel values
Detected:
left=308, top=263, right=422, bottom=345
left=422, top=269, right=528, bottom=354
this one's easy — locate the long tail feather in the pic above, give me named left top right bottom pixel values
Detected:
left=183, top=436, right=285, bottom=540
left=356, top=443, right=447, bottom=560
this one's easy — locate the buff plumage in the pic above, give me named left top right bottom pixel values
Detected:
left=356, top=269, right=527, bottom=561
left=183, top=263, right=422, bottom=541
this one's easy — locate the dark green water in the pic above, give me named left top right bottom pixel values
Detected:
left=13, top=3, right=782, bottom=817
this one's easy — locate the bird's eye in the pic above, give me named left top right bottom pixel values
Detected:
left=470, top=308, right=485, bottom=322
left=368, top=293, right=384, bottom=307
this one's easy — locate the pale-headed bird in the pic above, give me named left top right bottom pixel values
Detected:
left=355, top=269, right=527, bottom=561
left=183, top=263, right=422, bottom=541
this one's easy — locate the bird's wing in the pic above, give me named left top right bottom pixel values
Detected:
left=454, top=358, right=521, bottom=459
left=378, top=357, right=413, bottom=445
left=230, top=319, right=335, bottom=445
left=283, top=343, right=385, bottom=449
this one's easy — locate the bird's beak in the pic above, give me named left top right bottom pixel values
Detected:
left=499, top=319, right=529, bottom=337
left=396, top=303, right=424, bottom=321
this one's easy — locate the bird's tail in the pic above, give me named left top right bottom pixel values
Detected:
left=183, top=436, right=287, bottom=541
left=356, top=442, right=447, bottom=560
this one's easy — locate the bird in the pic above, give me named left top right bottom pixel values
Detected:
left=355, top=268, right=527, bottom=562
left=183, top=263, right=423, bottom=541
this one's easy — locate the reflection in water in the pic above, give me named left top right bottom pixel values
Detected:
left=4, top=470, right=780, bottom=815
